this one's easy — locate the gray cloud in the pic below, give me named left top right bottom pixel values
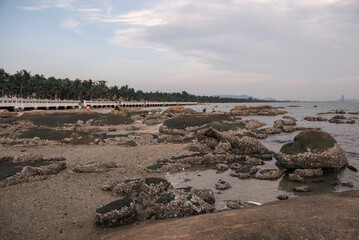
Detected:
left=108, top=0, right=359, bottom=89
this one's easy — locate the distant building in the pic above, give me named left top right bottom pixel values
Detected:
left=342, top=95, right=344, bottom=102
left=92, top=80, right=107, bottom=86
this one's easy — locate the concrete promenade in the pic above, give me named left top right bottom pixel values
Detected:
left=0, top=97, right=197, bottom=111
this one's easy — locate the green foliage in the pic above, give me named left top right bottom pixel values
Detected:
left=0, top=68, right=270, bottom=103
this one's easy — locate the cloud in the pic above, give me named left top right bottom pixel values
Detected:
left=78, top=8, right=102, bottom=13
left=106, top=0, right=359, bottom=83
left=60, top=18, right=81, bottom=34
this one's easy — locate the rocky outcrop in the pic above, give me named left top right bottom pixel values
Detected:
left=230, top=166, right=258, bottom=178
left=94, top=199, right=137, bottom=227
left=215, top=179, right=231, bottom=190
left=230, top=105, right=287, bottom=116
left=304, top=116, right=327, bottom=121
left=275, top=130, right=347, bottom=170
left=102, top=191, right=359, bottom=240
left=293, top=168, right=323, bottom=177
left=216, top=163, right=229, bottom=171
left=162, top=106, right=197, bottom=116
left=0, top=162, right=66, bottom=187
left=97, top=178, right=215, bottom=227
left=255, top=168, right=285, bottom=180
left=294, top=185, right=311, bottom=192
left=72, top=162, right=120, bottom=173
left=0, top=156, right=67, bottom=187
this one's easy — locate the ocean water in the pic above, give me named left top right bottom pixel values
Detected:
left=161, top=102, right=359, bottom=208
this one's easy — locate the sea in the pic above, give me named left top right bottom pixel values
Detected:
left=148, top=102, right=359, bottom=208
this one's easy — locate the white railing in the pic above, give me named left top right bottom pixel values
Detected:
left=0, top=98, right=198, bottom=111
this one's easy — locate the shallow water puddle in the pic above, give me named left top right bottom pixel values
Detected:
left=0, top=161, right=53, bottom=181
left=165, top=165, right=348, bottom=210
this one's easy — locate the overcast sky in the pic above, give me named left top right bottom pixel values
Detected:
left=0, top=0, right=358, bottom=100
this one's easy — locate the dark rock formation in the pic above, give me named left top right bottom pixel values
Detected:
left=72, top=162, right=119, bottom=173
left=288, top=174, right=305, bottom=183
left=294, top=185, right=311, bottom=192
left=216, top=163, right=229, bottom=171
left=304, top=116, right=327, bottom=121
left=275, top=130, right=347, bottom=170
left=255, top=168, right=284, bottom=180
left=192, top=189, right=215, bottom=204
left=293, top=168, right=323, bottom=177
left=230, top=105, right=287, bottom=116
left=94, top=199, right=137, bottom=228
left=230, top=166, right=258, bottom=178
left=97, top=178, right=216, bottom=227
left=277, top=194, right=289, bottom=200
left=215, top=179, right=231, bottom=190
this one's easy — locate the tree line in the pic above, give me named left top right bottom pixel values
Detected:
left=0, top=68, right=270, bottom=103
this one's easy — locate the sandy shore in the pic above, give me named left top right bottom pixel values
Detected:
left=0, top=143, right=191, bottom=240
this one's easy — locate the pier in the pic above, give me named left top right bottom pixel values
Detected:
left=0, top=98, right=197, bottom=111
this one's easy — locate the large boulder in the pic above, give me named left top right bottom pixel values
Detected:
left=162, top=106, right=197, bottom=115
left=153, top=190, right=215, bottom=219
left=98, top=178, right=216, bottom=227
left=230, top=105, right=287, bottom=116
left=94, top=198, right=137, bottom=228
left=275, top=130, right=347, bottom=170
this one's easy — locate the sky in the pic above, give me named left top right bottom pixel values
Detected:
left=0, top=0, right=358, bottom=101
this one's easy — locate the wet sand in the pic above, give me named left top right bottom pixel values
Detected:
left=0, top=144, right=192, bottom=240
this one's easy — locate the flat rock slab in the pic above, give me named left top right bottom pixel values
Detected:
left=101, top=190, right=359, bottom=240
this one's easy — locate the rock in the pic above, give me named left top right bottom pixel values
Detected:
left=230, top=166, right=258, bottom=179
left=265, top=127, right=282, bottom=135
left=288, top=173, right=305, bottom=183
left=282, top=126, right=297, bottom=133
left=72, top=162, right=119, bottom=173
left=230, top=105, right=287, bottom=116
left=216, top=163, right=229, bottom=171
left=340, top=182, right=354, bottom=187
left=347, top=165, right=358, bottom=172
left=275, top=130, right=347, bottom=170
left=244, top=156, right=264, bottom=165
left=226, top=200, right=257, bottom=209
left=346, top=120, right=355, bottom=124
left=192, top=189, right=215, bottom=204
left=94, top=198, right=137, bottom=227
left=283, top=118, right=296, bottom=126
left=255, top=168, right=284, bottom=180
left=108, top=127, right=116, bottom=132
left=329, top=119, right=345, bottom=124
left=293, top=168, right=323, bottom=177
left=153, top=190, right=215, bottom=220
left=335, top=110, right=346, bottom=114
left=0, top=162, right=66, bottom=187
left=111, top=178, right=172, bottom=207
left=273, top=120, right=284, bottom=128
left=294, top=185, right=311, bottom=192
left=214, top=140, right=231, bottom=152
left=277, top=195, right=289, bottom=200
left=162, top=106, right=197, bottom=115
left=226, top=200, right=246, bottom=209
left=304, top=116, right=327, bottom=121
left=143, top=118, right=163, bottom=125
left=215, top=179, right=231, bottom=190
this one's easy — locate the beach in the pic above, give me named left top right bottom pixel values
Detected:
left=0, top=103, right=358, bottom=239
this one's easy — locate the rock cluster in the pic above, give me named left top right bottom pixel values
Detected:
left=304, top=116, right=328, bottom=122
left=230, top=105, right=287, bottom=116
left=72, top=161, right=120, bottom=173
left=215, top=179, right=231, bottom=190
left=275, top=130, right=347, bottom=171
left=146, top=128, right=273, bottom=173
left=0, top=156, right=66, bottom=187
left=96, top=178, right=215, bottom=227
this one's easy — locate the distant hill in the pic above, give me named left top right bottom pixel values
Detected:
left=214, top=95, right=276, bottom=101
